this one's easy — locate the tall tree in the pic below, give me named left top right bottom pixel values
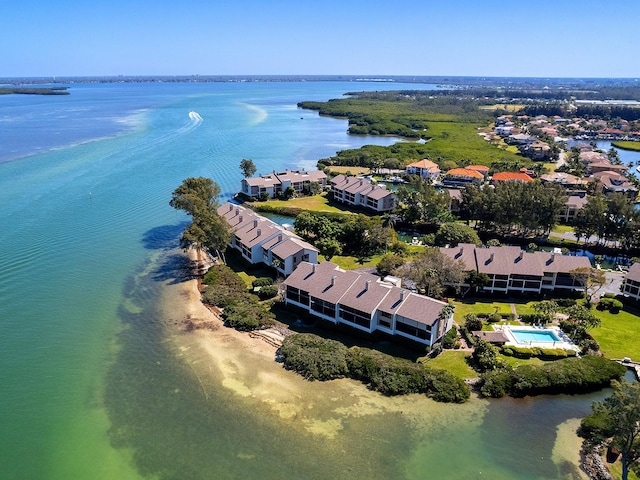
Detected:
left=579, top=380, right=640, bottom=480
left=569, top=267, right=607, bottom=305
left=397, top=247, right=465, bottom=299
left=239, top=158, right=257, bottom=178
left=169, top=177, right=230, bottom=257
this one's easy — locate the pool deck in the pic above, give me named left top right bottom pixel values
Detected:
left=494, top=325, right=580, bottom=352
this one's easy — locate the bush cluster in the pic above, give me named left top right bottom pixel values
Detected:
left=555, top=298, right=578, bottom=308
left=279, top=334, right=349, bottom=381
left=441, top=327, right=458, bottom=349
left=279, top=334, right=470, bottom=403
left=479, top=355, right=626, bottom=398
left=501, top=346, right=577, bottom=360
left=201, top=265, right=275, bottom=331
left=520, top=313, right=552, bottom=325
left=597, top=297, right=623, bottom=313
left=252, top=277, right=274, bottom=288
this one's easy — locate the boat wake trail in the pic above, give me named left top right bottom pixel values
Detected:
left=189, top=111, right=204, bottom=122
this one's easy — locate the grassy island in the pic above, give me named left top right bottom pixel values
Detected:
left=612, top=141, right=640, bottom=152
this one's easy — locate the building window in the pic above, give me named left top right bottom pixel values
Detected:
left=396, top=320, right=429, bottom=340
left=310, top=297, right=336, bottom=317
left=378, top=311, right=392, bottom=328
left=339, top=305, right=371, bottom=329
left=286, top=286, right=309, bottom=306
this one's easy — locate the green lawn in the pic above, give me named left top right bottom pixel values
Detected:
left=328, top=253, right=384, bottom=270
left=450, top=297, right=537, bottom=323
left=498, top=354, right=545, bottom=368
left=423, top=351, right=477, bottom=379
left=551, top=224, right=574, bottom=235
left=256, top=194, right=353, bottom=214
left=591, top=305, right=640, bottom=361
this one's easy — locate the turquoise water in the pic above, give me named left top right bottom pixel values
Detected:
left=511, top=329, right=561, bottom=343
left=0, top=81, right=622, bottom=479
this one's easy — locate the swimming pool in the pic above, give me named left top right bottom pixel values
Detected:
left=510, top=328, right=561, bottom=343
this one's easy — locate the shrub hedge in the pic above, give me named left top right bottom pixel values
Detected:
left=479, top=355, right=626, bottom=398
left=279, top=335, right=470, bottom=403
left=252, top=277, right=274, bottom=288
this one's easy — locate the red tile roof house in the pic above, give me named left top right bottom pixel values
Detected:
left=241, top=169, right=327, bottom=199
left=622, top=263, right=640, bottom=301
left=491, top=171, right=534, bottom=184
left=442, top=168, right=484, bottom=188
left=440, top=244, right=591, bottom=295
left=330, top=174, right=396, bottom=212
left=464, top=165, right=490, bottom=177
left=217, top=202, right=319, bottom=276
left=405, top=159, right=441, bottom=181
left=283, top=261, right=453, bottom=346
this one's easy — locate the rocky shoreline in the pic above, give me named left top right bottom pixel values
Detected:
left=581, top=442, right=613, bottom=480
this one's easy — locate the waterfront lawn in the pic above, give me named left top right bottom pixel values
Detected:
left=423, top=351, right=476, bottom=379
left=498, top=354, right=545, bottom=368
left=256, top=194, right=353, bottom=214
left=591, top=304, right=640, bottom=361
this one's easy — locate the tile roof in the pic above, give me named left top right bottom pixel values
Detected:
left=407, top=159, right=439, bottom=170
left=446, top=168, right=484, bottom=179
left=464, top=165, right=490, bottom=174
left=491, top=172, right=534, bottom=183
left=271, top=236, right=318, bottom=258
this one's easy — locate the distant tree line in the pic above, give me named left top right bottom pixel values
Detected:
left=522, top=104, right=640, bottom=122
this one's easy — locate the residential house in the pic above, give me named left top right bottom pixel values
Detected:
left=588, top=162, right=627, bottom=175
left=440, top=244, right=591, bottom=295
left=330, top=175, right=396, bottom=212
left=283, top=261, right=453, bottom=346
left=622, top=263, right=640, bottom=301
left=464, top=165, right=490, bottom=177
left=491, top=171, right=534, bottom=184
left=442, top=168, right=484, bottom=188
left=559, top=191, right=588, bottom=223
left=592, top=171, right=638, bottom=197
left=540, top=172, right=587, bottom=189
left=241, top=169, right=327, bottom=199
left=405, top=159, right=441, bottom=181
left=217, top=202, right=319, bottom=276
left=507, top=133, right=536, bottom=146
left=522, top=141, right=552, bottom=160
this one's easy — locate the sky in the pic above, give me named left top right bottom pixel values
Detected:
left=2, top=0, right=639, bottom=78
